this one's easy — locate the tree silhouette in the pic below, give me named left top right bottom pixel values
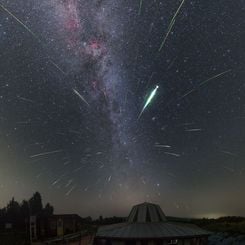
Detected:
left=6, top=198, right=21, bottom=223
left=0, top=192, right=54, bottom=232
left=20, top=200, right=30, bottom=220
left=43, top=203, right=54, bottom=216
left=29, top=192, right=43, bottom=216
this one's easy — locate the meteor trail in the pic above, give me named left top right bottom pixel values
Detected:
left=30, top=150, right=63, bottom=158
left=138, top=85, right=159, bottom=119
left=49, top=60, right=67, bottom=75
left=220, top=150, right=237, bottom=157
left=159, top=0, right=186, bottom=52
left=52, top=178, right=61, bottom=186
left=180, top=69, right=232, bottom=100
left=170, top=0, right=186, bottom=24
left=65, top=179, right=73, bottom=188
left=138, top=0, right=143, bottom=15
left=159, top=19, right=175, bottom=52
left=185, top=128, right=203, bottom=132
left=199, top=69, right=232, bottom=86
left=180, top=89, right=195, bottom=99
left=73, top=89, right=90, bottom=107
left=0, top=4, right=67, bottom=76
left=0, top=3, right=39, bottom=41
left=17, top=96, right=35, bottom=103
left=155, top=144, right=172, bottom=148
left=164, top=152, right=181, bottom=157
left=65, top=185, right=76, bottom=196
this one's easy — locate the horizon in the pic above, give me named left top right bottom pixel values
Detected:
left=1, top=192, right=244, bottom=220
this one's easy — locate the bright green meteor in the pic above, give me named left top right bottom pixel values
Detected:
left=138, top=85, right=159, bottom=119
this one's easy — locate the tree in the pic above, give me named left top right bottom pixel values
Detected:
left=84, top=216, right=92, bottom=223
left=0, top=207, right=6, bottom=218
left=20, top=200, right=30, bottom=219
left=99, top=215, right=103, bottom=223
left=5, top=198, right=22, bottom=228
left=29, top=192, right=43, bottom=215
left=6, top=198, right=21, bottom=220
left=43, top=203, right=54, bottom=216
left=0, top=192, right=55, bottom=233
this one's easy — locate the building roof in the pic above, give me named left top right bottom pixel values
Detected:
left=96, top=202, right=210, bottom=239
left=128, top=202, right=167, bottom=223
left=96, top=222, right=210, bottom=239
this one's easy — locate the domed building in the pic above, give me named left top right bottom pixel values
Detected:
left=94, top=202, right=210, bottom=245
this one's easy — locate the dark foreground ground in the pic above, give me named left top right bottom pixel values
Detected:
left=1, top=216, right=245, bottom=244
left=168, top=216, right=245, bottom=244
left=1, top=232, right=245, bottom=245
left=208, top=232, right=245, bottom=244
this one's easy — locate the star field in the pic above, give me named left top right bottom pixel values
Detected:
left=0, top=0, right=245, bottom=218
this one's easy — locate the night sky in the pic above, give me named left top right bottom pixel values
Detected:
left=0, top=0, right=245, bottom=219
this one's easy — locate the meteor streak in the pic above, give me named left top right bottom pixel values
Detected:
left=170, top=0, right=186, bottom=24
left=159, top=0, right=186, bottom=52
left=17, top=96, right=35, bottom=103
left=138, top=85, right=159, bottom=119
left=0, top=4, right=67, bottom=76
left=0, top=3, right=39, bottom=41
left=199, top=69, right=232, bottom=86
left=164, top=152, right=181, bottom=157
left=52, top=178, right=61, bottom=186
left=220, top=150, right=237, bottom=157
left=159, top=19, right=175, bottom=52
left=30, top=149, right=63, bottom=158
left=180, top=89, right=195, bottom=99
left=185, top=128, right=203, bottom=132
left=65, top=185, right=76, bottom=196
left=155, top=144, right=172, bottom=148
left=138, top=0, right=143, bottom=15
left=180, top=69, right=232, bottom=100
left=49, top=60, right=67, bottom=75
left=73, top=89, right=90, bottom=107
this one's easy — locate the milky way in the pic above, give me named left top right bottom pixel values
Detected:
left=0, top=0, right=245, bottom=218
left=45, top=0, right=143, bottom=183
